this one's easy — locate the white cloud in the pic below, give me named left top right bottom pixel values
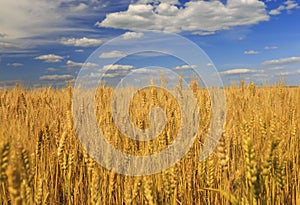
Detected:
left=75, top=49, right=84, bottom=53
left=122, top=32, right=144, bottom=39
left=252, top=73, right=269, bottom=77
left=264, top=46, right=278, bottom=50
left=84, top=64, right=135, bottom=80
left=0, top=0, right=113, bottom=41
left=103, top=73, right=122, bottom=78
left=244, top=50, right=260, bottom=55
left=278, top=71, right=294, bottom=76
left=67, top=60, right=84, bottom=69
left=102, top=64, right=135, bottom=71
left=0, top=0, right=65, bottom=40
left=269, top=0, right=299, bottom=15
left=262, top=56, right=300, bottom=66
left=46, top=68, right=57, bottom=72
left=192, top=31, right=216, bottom=36
left=135, top=0, right=179, bottom=4
left=268, top=66, right=284, bottom=70
left=131, top=68, right=158, bottom=74
left=285, top=0, right=299, bottom=10
left=96, top=1, right=269, bottom=34
left=87, top=64, right=135, bottom=79
left=89, top=72, right=103, bottom=78
left=220, top=68, right=257, bottom=75
left=173, top=65, right=197, bottom=70
left=71, top=3, right=88, bottom=12
left=67, top=60, right=98, bottom=69
left=273, top=70, right=300, bottom=76
left=0, top=33, right=7, bottom=38
left=238, top=36, right=245, bottom=41
left=7, top=63, right=23, bottom=67
left=269, top=5, right=285, bottom=15
left=90, top=72, right=121, bottom=78
left=60, top=37, right=103, bottom=47
left=0, top=42, right=20, bottom=50
left=85, top=62, right=99, bottom=68
left=133, top=52, right=168, bottom=57
left=35, top=54, right=64, bottom=63
left=99, top=50, right=127, bottom=58
left=40, top=74, right=74, bottom=81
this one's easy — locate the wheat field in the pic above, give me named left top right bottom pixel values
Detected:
left=0, top=80, right=299, bottom=204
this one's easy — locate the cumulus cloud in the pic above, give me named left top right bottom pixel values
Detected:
left=264, top=46, right=278, bottom=50
left=220, top=68, right=257, bottom=75
left=0, top=0, right=69, bottom=40
left=40, top=74, right=74, bottom=81
left=96, top=0, right=269, bottom=34
left=268, top=66, right=284, bottom=70
left=89, top=71, right=127, bottom=78
left=192, top=31, right=216, bottom=36
left=173, top=65, right=197, bottom=70
left=269, top=0, right=299, bottom=15
left=285, top=0, right=299, bottom=10
left=122, top=32, right=144, bottom=39
left=71, top=3, right=88, bottom=12
left=75, top=49, right=84, bottom=53
left=262, top=56, right=300, bottom=66
left=7, top=63, right=23, bottom=67
left=133, top=68, right=151, bottom=74
left=99, top=50, right=126, bottom=58
left=0, top=1, right=49, bottom=39
left=46, top=68, right=58, bottom=72
left=103, top=73, right=119, bottom=78
left=86, top=64, right=135, bottom=79
left=102, top=64, right=135, bottom=71
left=269, top=5, right=285, bottom=15
left=0, top=42, right=21, bottom=50
left=67, top=60, right=84, bottom=69
left=60, top=37, right=103, bottom=47
left=244, top=50, right=260, bottom=55
left=272, top=70, right=300, bottom=76
left=35, top=54, right=64, bottom=63
left=132, top=52, right=168, bottom=57
left=67, top=60, right=98, bottom=69
left=135, top=0, right=179, bottom=4
left=278, top=71, right=294, bottom=76
left=0, top=0, right=116, bottom=41
left=0, top=33, right=7, bottom=38
left=89, top=72, right=104, bottom=78
left=103, top=73, right=123, bottom=78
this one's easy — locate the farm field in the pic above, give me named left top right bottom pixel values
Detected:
left=0, top=81, right=299, bottom=205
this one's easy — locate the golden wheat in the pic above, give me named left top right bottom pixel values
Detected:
left=0, top=81, right=298, bottom=204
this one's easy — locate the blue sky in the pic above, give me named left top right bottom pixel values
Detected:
left=0, top=0, right=299, bottom=87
